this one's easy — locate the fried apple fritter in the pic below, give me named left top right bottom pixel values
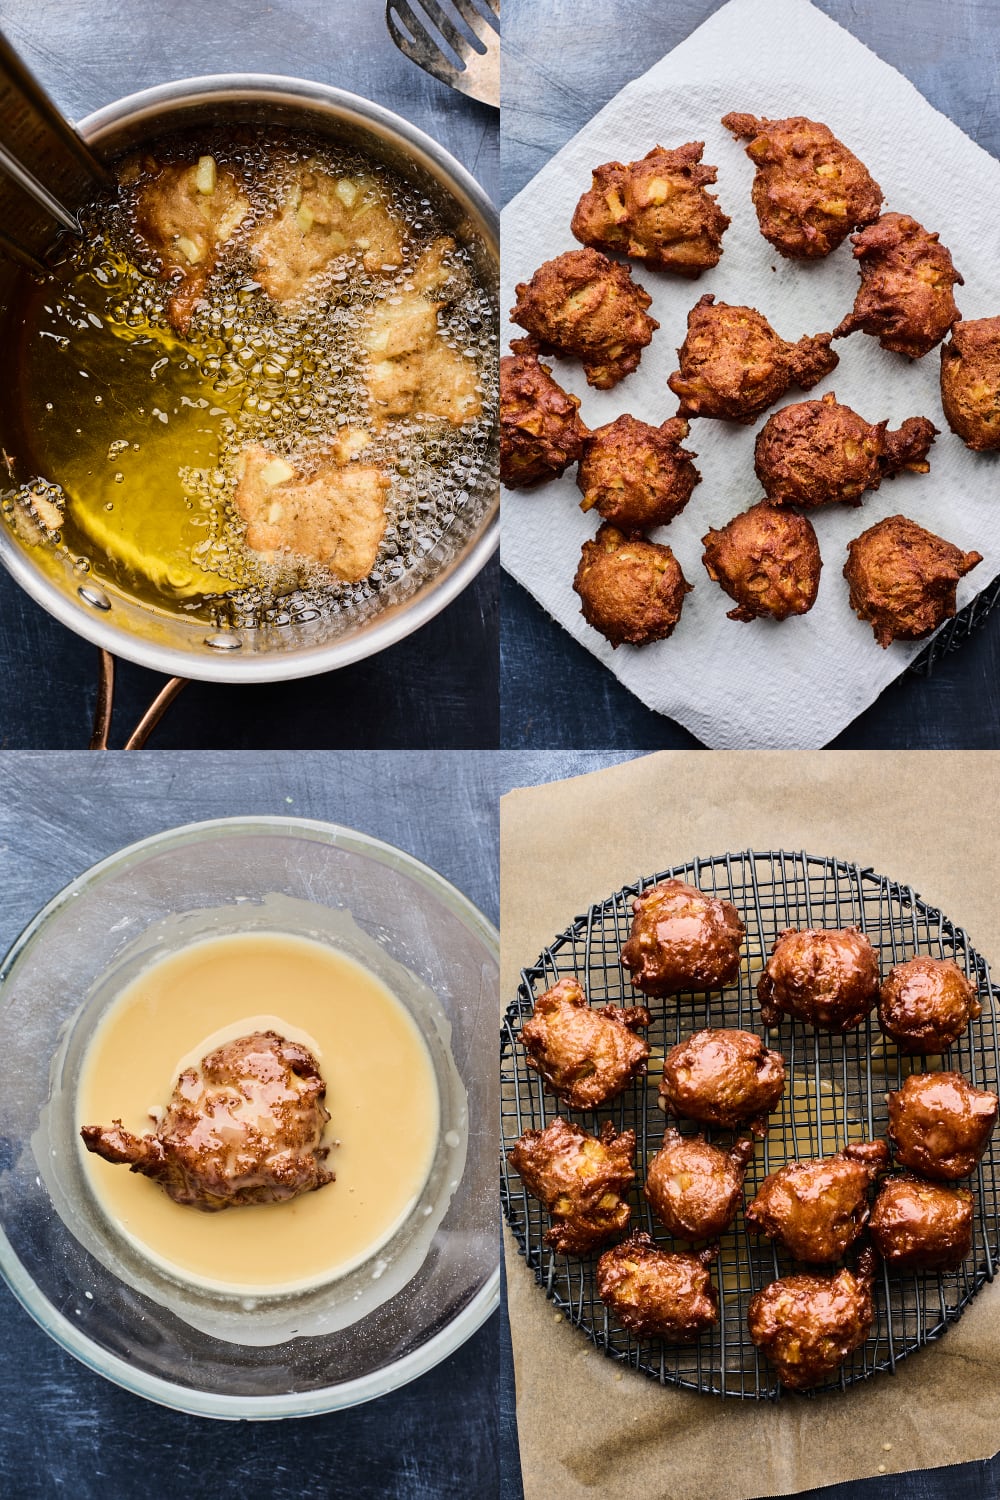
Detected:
left=597, top=1232, right=719, bottom=1340
left=745, top=1140, right=888, bottom=1264
left=659, top=1029, right=786, bottom=1129
left=721, top=113, right=882, bottom=260
left=620, top=878, right=745, bottom=996
left=940, top=316, right=1000, bottom=451
left=521, top=976, right=651, bottom=1110
left=887, top=1071, right=998, bottom=1181
left=576, top=415, right=700, bottom=530
left=702, top=501, right=821, bottom=623
left=758, top=927, right=879, bottom=1033
left=834, top=212, right=963, bottom=358
left=748, top=1250, right=875, bottom=1391
left=510, top=248, right=659, bottom=389
left=645, top=1127, right=757, bottom=1241
left=843, top=515, right=982, bottom=649
left=878, top=957, right=981, bottom=1055
left=573, top=525, right=692, bottom=648
left=508, top=1117, right=636, bottom=1255
left=667, top=294, right=838, bottom=424
left=500, top=351, right=588, bottom=488
left=571, top=142, right=730, bottom=275
left=870, top=1174, right=974, bottom=1272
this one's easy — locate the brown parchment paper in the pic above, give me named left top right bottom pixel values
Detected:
left=501, top=751, right=1000, bottom=1500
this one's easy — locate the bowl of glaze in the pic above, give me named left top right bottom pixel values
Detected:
left=0, top=816, right=499, bottom=1417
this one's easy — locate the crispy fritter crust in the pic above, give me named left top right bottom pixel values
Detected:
left=886, top=1071, right=998, bottom=1181
left=573, top=524, right=692, bottom=648
left=620, top=878, right=745, bottom=995
left=702, top=500, right=821, bottom=622
left=878, top=957, right=981, bottom=1055
left=667, top=294, right=838, bottom=423
left=658, top=1028, right=786, bottom=1128
left=508, top=1117, right=636, bottom=1255
left=597, top=1232, right=719, bottom=1339
left=758, top=927, right=879, bottom=1033
left=870, top=1174, right=974, bottom=1271
left=834, top=212, right=963, bottom=358
left=748, top=1250, right=875, bottom=1390
left=571, top=142, right=730, bottom=275
left=940, top=316, right=1000, bottom=451
left=521, top=976, right=651, bottom=1110
left=843, top=514, right=982, bottom=648
left=645, top=1127, right=757, bottom=1241
left=576, top=415, right=700, bottom=530
left=500, top=351, right=589, bottom=488
left=745, top=1140, right=889, bottom=1263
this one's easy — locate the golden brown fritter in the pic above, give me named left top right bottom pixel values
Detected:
left=834, top=213, right=963, bottom=359
left=576, top=415, right=700, bottom=530
left=745, top=1140, right=889, bottom=1263
left=757, top=927, right=880, bottom=1033
left=520, top=976, right=651, bottom=1110
left=754, top=391, right=937, bottom=510
left=573, top=525, right=692, bottom=648
left=721, top=113, right=882, bottom=260
left=500, top=351, right=589, bottom=488
left=843, top=515, right=982, bottom=649
left=510, top=248, right=659, bottom=390
left=80, top=1030, right=334, bottom=1210
left=570, top=142, right=730, bottom=275
left=887, top=1071, right=998, bottom=1181
left=878, top=957, right=981, bottom=1055
left=870, top=1174, right=974, bottom=1272
left=620, top=878, right=745, bottom=996
left=508, top=1117, right=636, bottom=1255
left=597, top=1232, right=719, bottom=1340
left=940, top=316, right=1000, bottom=451
left=701, top=501, right=821, bottom=623
left=667, top=294, right=838, bottom=424
left=659, top=1028, right=786, bottom=1129
left=748, top=1250, right=875, bottom=1391
left=645, top=1127, right=757, bottom=1241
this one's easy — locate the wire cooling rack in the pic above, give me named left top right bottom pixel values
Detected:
left=500, top=850, right=1000, bottom=1399
left=910, top=575, right=1000, bottom=676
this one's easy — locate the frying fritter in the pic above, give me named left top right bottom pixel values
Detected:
left=754, top=392, right=937, bottom=510
left=701, top=501, right=821, bottom=623
left=940, top=316, right=1000, bottom=451
left=620, top=878, right=745, bottom=996
left=745, top=1140, right=889, bottom=1263
left=520, top=976, right=651, bottom=1110
left=667, top=294, right=838, bottom=424
left=658, top=1028, right=786, bottom=1129
left=645, top=1127, right=757, bottom=1241
left=887, top=1071, right=998, bottom=1181
left=748, top=1250, right=876, bottom=1391
left=510, top=248, right=659, bottom=390
left=843, top=515, right=982, bottom=649
left=878, top=956, right=982, bottom=1055
left=757, top=927, right=880, bottom=1033
left=573, top=525, right=692, bottom=648
left=869, top=1174, right=974, bottom=1272
left=597, top=1232, right=719, bottom=1340
left=570, top=142, right=730, bottom=275
left=721, top=113, right=882, bottom=260
left=576, top=415, right=700, bottom=530
left=834, top=212, right=963, bottom=359
left=508, top=1117, right=636, bottom=1255
left=500, top=351, right=588, bottom=488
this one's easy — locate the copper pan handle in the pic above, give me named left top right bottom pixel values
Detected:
left=89, top=649, right=188, bottom=750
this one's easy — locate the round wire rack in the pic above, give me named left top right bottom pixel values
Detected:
left=910, top=574, right=1000, bottom=677
left=500, top=850, right=1000, bottom=1399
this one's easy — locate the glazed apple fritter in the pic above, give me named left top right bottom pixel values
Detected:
left=520, top=976, right=651, bottom=1110
left=499, top=351, right=589, bottom=488
left=887, top=1071, right=998, bottom=1181
left=570, top=142, right=730, bottom=275
left=510, top=248, right=659, bottom=389
left=834, top=212, right=963, bottom=359
left=620, top=878, right=745, bottom=996
left=940, top=316, right=1000, bottom=451
left=576, top=415, right=701, bottom=531
left=757, top=927, right=880, bottom=1033
left=754, top=392, right=937, bottom=511
left=508, top=1117, right=636, bottom=1255
left=748, top=1249, right=876, bottom=1391
left=869, top=1174, right=975, bottom=1272
left=596, top=1232, right=720, bottom=1340
left=745, top=1140, right=889, bottom=1263
left=878, top=956, right=982, bottom=1055
left=667, top=294, right=838, bottom=424
left=721, top=113, right=882, bottom=260
left=658, top=1028, right=786, bottom=1129
left=843, top=515, right=982, bottom=649
left=645, top=1127, right=757, bottom=1241
left=573, top=525, right=693, bottom=648
left=701, top=500, right=821, bottom=623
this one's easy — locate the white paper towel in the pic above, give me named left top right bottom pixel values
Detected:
left=500, top=0, right=1000, bottom=749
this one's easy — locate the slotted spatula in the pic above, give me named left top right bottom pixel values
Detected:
left=386, top=0, right=499, bottom=109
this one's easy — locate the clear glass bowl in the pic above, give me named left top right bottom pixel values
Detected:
left=0, top=817, right=499, bottom=1418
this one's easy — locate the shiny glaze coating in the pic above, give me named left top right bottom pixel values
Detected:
left=870, top=1173, right=974, bottom=1271
left=596, top=1231, right=719, bottom=1339
left=644, top=1126, right=756, bottom=1240
left=745, top=1139, right=889, bottom=1263
left=878, top=956, right=981, bottom=1054
left=620, top=878, right=745, bottom=995
left=748, top=1249, right=876, bottom=1390
left=520, top=976, right=651, bottom=1110
left=940, top=316, right=1000, bottom=451
left=887, top=1070, right=998, bottom=1180
left=500, top=351, right=589, bottom=488
left=508, top=1116, right=636, bottom=1255
left=576, top=414, right=701, bottom=531
left=757, top=926, right=880, bottom=1033
left=834, top=212, right=963, bottom=359
left=701, top=500, right=821, bottom=622
left=843, top=515, right=982, bottom=648
left=658, top=1028, right=786, bottom=1128
left=573, top=525, right=693, bottom=648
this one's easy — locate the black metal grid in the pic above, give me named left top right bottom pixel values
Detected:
left=910, top=575, right=1000, bottom=676
left=500, top=850, right=1000, bottom=1399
